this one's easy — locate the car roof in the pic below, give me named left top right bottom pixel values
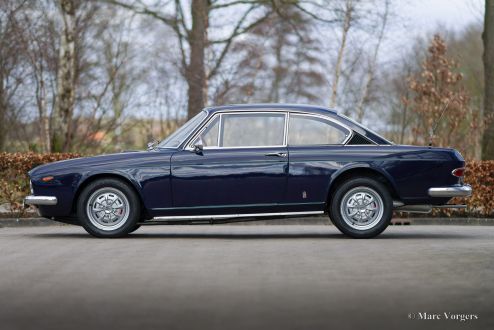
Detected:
left=203, top=103, right=392, bottom=145
left=204, top=104, right=338, bottom=116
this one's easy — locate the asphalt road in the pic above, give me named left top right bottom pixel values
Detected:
left=0, top=225, right=493, bottom=330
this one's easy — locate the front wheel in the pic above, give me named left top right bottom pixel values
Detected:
left=329, top=177, right=393, bottom=238
left=77, top=178, right=141, bottom=238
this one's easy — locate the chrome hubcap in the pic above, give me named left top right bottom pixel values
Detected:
left=86, top=188, right=130, bottom=231
left=340, top=186, right=384, bottom=230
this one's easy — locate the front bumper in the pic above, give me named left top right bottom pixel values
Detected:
left=24, top=195, right=58, bottom=206
left=428, top=184, right=472, bottom=198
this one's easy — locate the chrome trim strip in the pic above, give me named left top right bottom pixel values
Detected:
left=24, top=195, right=58, bottom=206
left=284, top=112, right=290, bottom=146
left=394, top=204, right=467, bottom=213
left=434, top=204, right=467, bottom=209
left=152, top=211, right=324, bottom=221
left=428, top=185, right=472, bottom=197
left=394, top=204, right=432, bottom=213
left=151, top=202, right=323, bottom=211
left=392, top=201, right=404, bottom=208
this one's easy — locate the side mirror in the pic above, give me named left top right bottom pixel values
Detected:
left=193, top=142, right=204, bottom=153
left=147, top=139, right=159, bottom=151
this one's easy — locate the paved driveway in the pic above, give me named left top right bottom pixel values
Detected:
left=0, top=225, right=493, bottom=330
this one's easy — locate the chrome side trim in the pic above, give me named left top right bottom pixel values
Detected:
left=434, top=204, right=467, bottom=209
left=395, top=205, right=432, bottom=213
left=428, top=185, right=472, bottom=197
left=392, top=201, right=404, bottom=208
left=24, top=195, right=58, bottom=206
left=152, top=211, right=324, bottom=221
left=395, top=204, right=467, bottom=213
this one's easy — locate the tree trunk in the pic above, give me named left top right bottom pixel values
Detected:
left=483, top=0, right=494, bottom=159
left=356, top=0, right=388, bottom=121
left=37, top=77, right=51, bottom=153
left=186, top=0, right=209, bottom=119
left=0, top=72, right=6, bottom=151
left=330, top=1, right=353, bottom=108
left=51, top=0, right=76, bottom=152
left=270, top=32, right=284, bottom=103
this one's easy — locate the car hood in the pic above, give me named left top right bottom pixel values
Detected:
left=29, top=149, right=176, bottom=177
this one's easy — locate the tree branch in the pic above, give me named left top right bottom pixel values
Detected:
left=101, top=0, right=177, bottom=26
left=210, top=0, right=257, bottom=10
left=208, top=5, right=271, bottom=79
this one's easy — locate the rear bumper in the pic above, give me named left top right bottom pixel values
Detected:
left=428, top=184, right=472, bottom=198
left=24, top=195, right=58, bottom=206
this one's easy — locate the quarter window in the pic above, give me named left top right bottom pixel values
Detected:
left=288, top=114, right=348, bottom=145
left=220, top=113, right=285, bottom=147
left=195, top=115, right=220, bottom=147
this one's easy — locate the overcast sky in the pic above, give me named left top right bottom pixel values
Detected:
left=400, top=0, right=483, bottom=34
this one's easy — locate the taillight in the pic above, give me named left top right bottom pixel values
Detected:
left=452, top=167, right=465, bottom=177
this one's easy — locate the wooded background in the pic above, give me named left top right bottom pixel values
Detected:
left=1, top=0, right=493, bottom=159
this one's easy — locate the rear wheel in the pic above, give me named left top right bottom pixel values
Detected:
left=129, top=224, right=141, bottom=234
left=77, top=178, right=140, bottom=238
left=329, top=177, right=392, bottom=238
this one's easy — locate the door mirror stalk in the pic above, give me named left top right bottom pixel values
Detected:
left=193, top=143, right=204, bottom=154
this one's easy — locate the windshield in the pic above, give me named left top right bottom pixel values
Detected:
left=157, top=111, right=207, bottom=148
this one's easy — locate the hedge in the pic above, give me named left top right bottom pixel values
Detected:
left=0, top=152, right=493, bottom=217
left=0, top=152, right=81, bottom=215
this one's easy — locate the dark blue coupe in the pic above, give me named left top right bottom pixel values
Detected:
left=24, top=104, right=471, bottom=238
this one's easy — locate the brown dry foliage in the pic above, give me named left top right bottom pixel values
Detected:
left=405, top=35, right=481, bottom=159
left=0, top=153, right=493, bottom=217
left=460, top=160, right=494, bottom=216
left=0, top=152, right=81, bottom=215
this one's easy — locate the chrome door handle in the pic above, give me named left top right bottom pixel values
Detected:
left=265, top=152, right=287, bottom=158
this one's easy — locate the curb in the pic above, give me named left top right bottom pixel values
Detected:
left=390, top=217, right=494, bottom=226
left=1, top=216, right=493, bottom=227
left=0, top=218, right=65, bottom=228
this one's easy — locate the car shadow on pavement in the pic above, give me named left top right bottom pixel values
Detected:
left=28, top=230, right=476, bottom=240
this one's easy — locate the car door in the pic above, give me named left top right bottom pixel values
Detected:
left=286, top=113, right=352, bottom=208
left=170, top=111, right=289, bottom=214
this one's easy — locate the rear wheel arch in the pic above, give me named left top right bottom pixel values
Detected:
left=326, top=167, right=399, bottom=208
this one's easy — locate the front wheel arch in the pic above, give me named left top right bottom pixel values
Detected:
left=73, top=173, right=149, bottom=220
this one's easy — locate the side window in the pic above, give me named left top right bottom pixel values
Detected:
left=220, top=113, right=285, bottom=147
left=194, top=115, right=220, bottom=147
left=288, top=115, right=348, bottom=145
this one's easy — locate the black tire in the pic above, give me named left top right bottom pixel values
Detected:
left=128, top=224, right=141, bottom=234
left=329, top=177, right=392, bottom=238
left=77, top=178, right=141, bottom=238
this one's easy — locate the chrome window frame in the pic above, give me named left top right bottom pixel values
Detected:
left=184, top=110, right=289, bottom=150
left=286, top=112, right=352, bottom=146
left=182, top=109, right=355, bottom=151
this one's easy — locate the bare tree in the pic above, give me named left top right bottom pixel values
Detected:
left=51, top=0, right=77, bottom=152
left=214, top=4, right=326, bottom=105
left=102, top=0, right=281, bottom=118
left=355, top=0, right=389, bottom=121
left=0, top=1, right=32, bottom=151
left=483, top=0, right=494, bottom=159
left=329, top=0, right=353, bottom=108
left=19, top=3, right=58, bottom=153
